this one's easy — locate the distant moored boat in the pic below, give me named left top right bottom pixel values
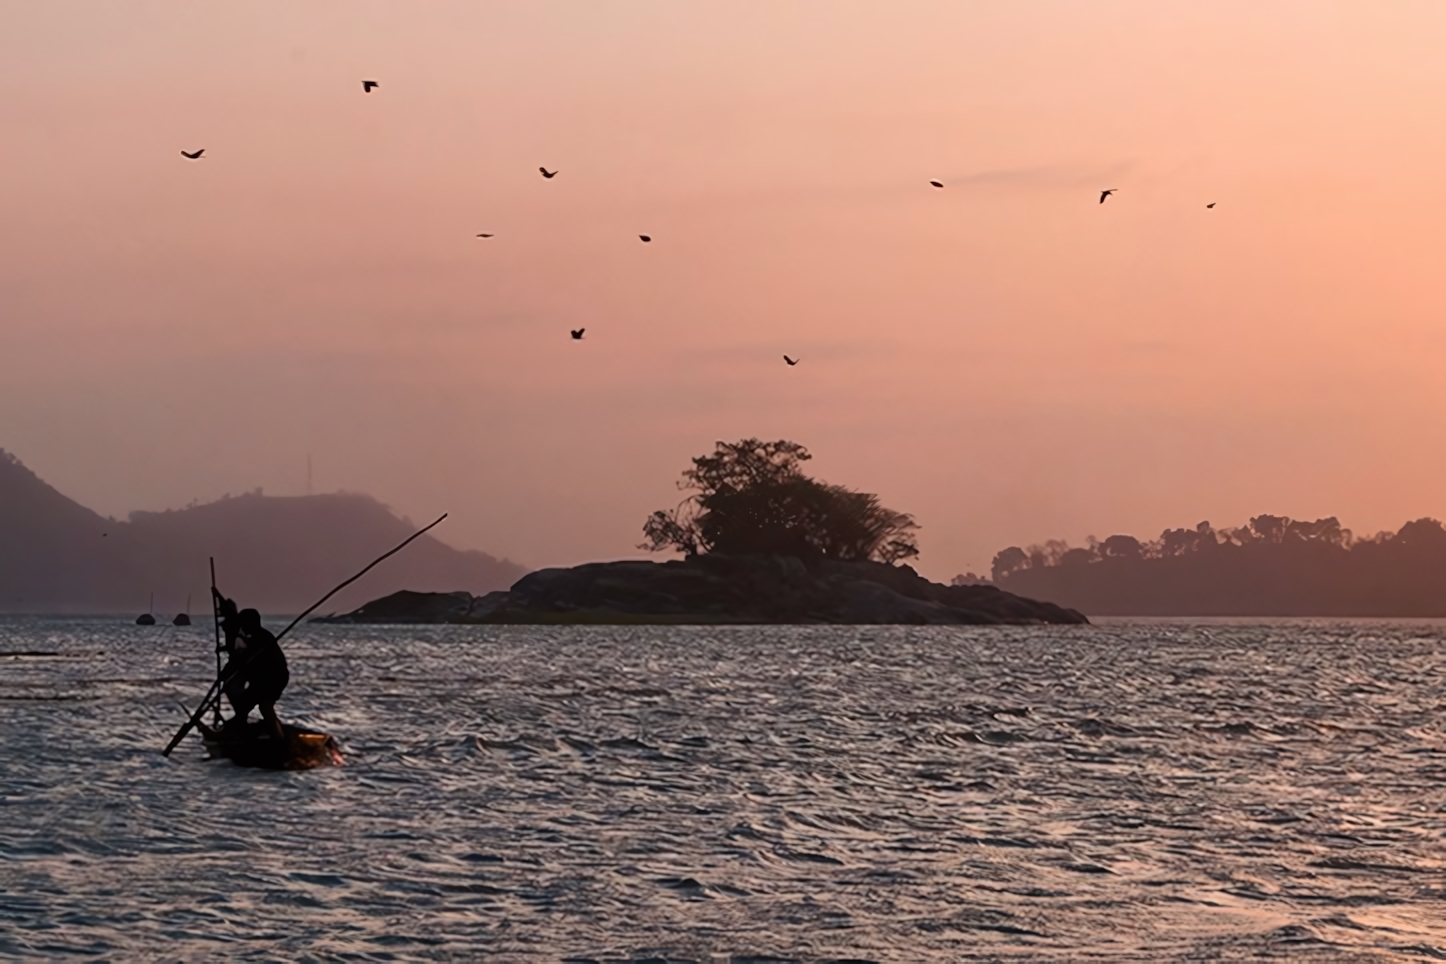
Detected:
left=173, top=593, right=192, bottom=625
left=137, top=592, right=156, bottom=625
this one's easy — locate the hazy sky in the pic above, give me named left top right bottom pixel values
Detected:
left=6, top=2, right=1446, bottom=579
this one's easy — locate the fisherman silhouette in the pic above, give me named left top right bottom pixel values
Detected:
left=213, top=590, right=289, bottom=739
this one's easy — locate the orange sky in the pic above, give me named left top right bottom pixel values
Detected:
left=6, top=2, right=1446, bottom=580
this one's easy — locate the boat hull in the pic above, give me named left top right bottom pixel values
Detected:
left=197, top=720, right=342, bottom=770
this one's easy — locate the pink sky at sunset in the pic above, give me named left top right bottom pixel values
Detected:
left=6, top=2, right=1446, bottom=580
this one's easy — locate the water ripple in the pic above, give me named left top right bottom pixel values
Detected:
left=2, top=617, right=1445, bottom=960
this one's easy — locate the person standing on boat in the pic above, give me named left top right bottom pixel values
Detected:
left=214, top=593, right=289, bottom=739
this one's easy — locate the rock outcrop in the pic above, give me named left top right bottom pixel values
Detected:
left=317, top=554, right=1087, bottom=625
left=320, top=589, right=511, bottom=623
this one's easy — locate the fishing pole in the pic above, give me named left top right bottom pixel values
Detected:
left=162, top=513, right=449, bottom=756
left=272, top=512, right=448, bottom=644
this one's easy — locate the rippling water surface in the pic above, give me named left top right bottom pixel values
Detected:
left=3, top=617, right=1446, bottom=961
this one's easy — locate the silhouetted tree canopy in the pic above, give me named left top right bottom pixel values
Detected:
left=641, top=438, right=919, bottom=564
left=988, top=513, right=1446, bottom=616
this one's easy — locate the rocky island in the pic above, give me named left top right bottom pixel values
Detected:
left=316, top=553, right=1086, bottom=625
left=319, top=438, right=1087, bottom=626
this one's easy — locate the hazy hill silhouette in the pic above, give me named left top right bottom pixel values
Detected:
left=0, top=449, right=525, bottom=615
left=991, top=514, right=1446, bottom=616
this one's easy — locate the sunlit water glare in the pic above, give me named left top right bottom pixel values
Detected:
left=2, top=617, right=1445, bottom=961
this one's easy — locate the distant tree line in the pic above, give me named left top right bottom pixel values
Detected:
left=991, top=514, right=1361, bottom=580
left=988, top=514, right=1446, bottom=615
left=642, top=438, right=920, bottom=564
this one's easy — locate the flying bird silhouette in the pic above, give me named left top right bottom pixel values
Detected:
left=540, top=167, right=557, bottom=179
left=1099, top=189, right=1117, bottom=203
left=180, top=149, right=204, bottom=160
left=639, top=235, right=651, bottom=242
left=476, top=233, right=494, bottom=238
left=783, top=355, right=799, bottom=366
left=1206, top=202, right=1216, bottom=209
left=929, top=180, right=943, bottom=188
left=571, top=328, right=585, bottom=340
left=362, top=80, right=379, bottom=93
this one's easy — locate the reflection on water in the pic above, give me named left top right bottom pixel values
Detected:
left=2, top=617, right=1444, bottom=961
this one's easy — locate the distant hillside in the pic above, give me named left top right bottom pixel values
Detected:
left=0, top=449, right=527, bottom=615
left=992, top=514, right=1446, bottom=616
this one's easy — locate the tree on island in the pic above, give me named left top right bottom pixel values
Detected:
left=641, top=438, right=920, bottom=563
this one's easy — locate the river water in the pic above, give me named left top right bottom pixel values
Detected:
left=2, top=617, right=1444, bottom=961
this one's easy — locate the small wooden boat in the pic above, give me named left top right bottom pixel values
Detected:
left=197, top=719, right=343, bottom=770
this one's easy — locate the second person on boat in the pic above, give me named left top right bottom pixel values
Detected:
left=214, top=591, right=290, bottom=739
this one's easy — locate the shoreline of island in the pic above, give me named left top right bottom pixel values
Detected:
left=314, top=553, right=1088, bottom=626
